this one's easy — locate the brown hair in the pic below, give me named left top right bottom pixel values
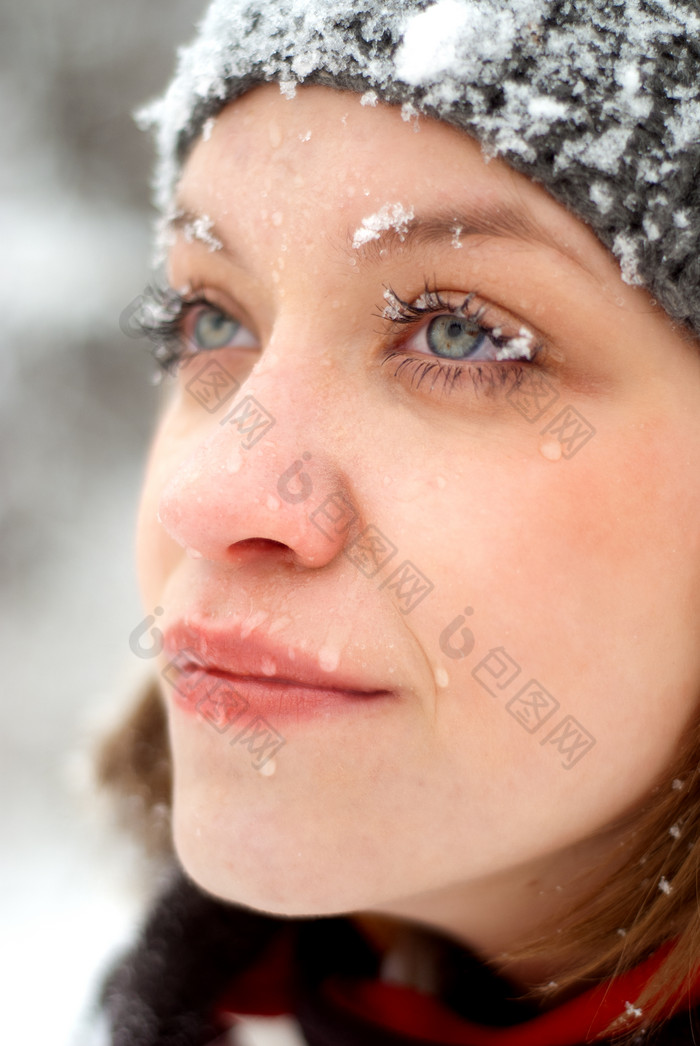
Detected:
left=95, top=678, right=700, bottom=1039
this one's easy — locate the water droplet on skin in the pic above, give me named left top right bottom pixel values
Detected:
left=318, top=647, right=341, bottom=672
left=240, top=610, right=269, bottom=638
left=539, top=440, right=562, bottom=461
left=266, top=494, right=280, bottom=511
left=260, top=658, right=277, bottom=676
left=268, top=615, right=293, bottom=634
left=258, top=758, right=276, bottom=777
left=434, top=667, right=450, bottom=689
left=186, top=547, right=203, bottom=559
left=227, top=447, right=244, bottom=473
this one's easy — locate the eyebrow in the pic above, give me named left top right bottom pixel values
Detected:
left=171, top=200, right=596, bottom=279
left=347, top=202, right=593, bottom=275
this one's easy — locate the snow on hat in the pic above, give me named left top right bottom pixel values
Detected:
left=138, top=0, right=700, bottom=339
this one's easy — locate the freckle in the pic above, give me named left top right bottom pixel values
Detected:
left=266, top=494, right=280, bottom=511
left=258, top=758, right=276, bottom=776
left=434, top=666, right=450, bottom=689
left=539, top=440, right=562, bottom=461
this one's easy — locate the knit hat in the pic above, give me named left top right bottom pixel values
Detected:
left=137, top=0, right=700, bottom=339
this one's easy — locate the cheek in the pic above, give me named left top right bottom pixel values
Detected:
left=406, top=416, right=700, bottom=789
left=135, top=413, right=187, bottom=606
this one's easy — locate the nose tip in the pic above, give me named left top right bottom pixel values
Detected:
left=156, top=426, right=355, bottom=570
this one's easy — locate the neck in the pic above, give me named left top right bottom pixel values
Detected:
left=352, top=828, right=628, bottom=1009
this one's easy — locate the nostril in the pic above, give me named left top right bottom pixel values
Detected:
left=226, top=537, right=292, bottom=559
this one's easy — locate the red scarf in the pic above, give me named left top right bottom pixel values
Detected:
left=216, top=930, right=699, bottom=1045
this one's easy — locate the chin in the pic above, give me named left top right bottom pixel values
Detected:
left=171, top=797, right=381, bottom=918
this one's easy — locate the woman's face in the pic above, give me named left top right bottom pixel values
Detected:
left=136, top=83, right=700, bottom=952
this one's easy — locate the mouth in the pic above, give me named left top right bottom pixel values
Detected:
left=161, top=620, right=396, bottom=724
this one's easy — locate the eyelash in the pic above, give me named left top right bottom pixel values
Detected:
left=134, top=283, right=210, bottom=374
left=134, top=280, right=542, bottom=400
left=380, top=284, right=541, bottom=397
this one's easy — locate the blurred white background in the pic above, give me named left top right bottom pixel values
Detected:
left=0, top=1, right=205, bottom=1041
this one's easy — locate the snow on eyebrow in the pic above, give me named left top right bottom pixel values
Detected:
left=177, top=212, right=224, bottom=252
left=352, top=202, right=415, bottom=249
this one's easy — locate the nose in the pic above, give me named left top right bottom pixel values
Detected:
left=156, top=395, right=358, bottom=570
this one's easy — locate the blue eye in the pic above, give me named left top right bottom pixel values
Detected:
left=192, top=307, right=249, bottom=350
left=407, top=312, right=501, bottom=363
left=425, top=314, right=491, bottom=360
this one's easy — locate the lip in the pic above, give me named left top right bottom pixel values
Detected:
left=161, top=620, right=395, bottom=722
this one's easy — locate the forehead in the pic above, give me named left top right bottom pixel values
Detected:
left=174, top=83, right=614, bottom=284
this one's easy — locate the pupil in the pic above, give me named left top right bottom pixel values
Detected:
left=426, top=315, right=480, bottom=359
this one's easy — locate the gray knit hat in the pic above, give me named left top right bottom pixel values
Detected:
left=138, top=0, right=700, bottom=339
